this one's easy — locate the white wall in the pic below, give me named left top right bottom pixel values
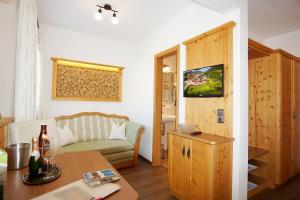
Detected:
left=39, top=25, right=137, bottom=120
left=266, top=29, right=300, bottom=57
left=133, top=3, right=238, bottom=159
left=249, top=31, right=266, bottom=44
left=232, top=0, right=248, bottom=199
left=132, top=3, right=247, bottom=199
left=0, top=1, right=17, bottom=117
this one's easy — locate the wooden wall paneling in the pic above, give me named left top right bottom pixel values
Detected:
left=248, top=54, right=281, bottom=185
left=225, top=27, right=234, bottom=139
left=248, top=59, right=257, bottom=147
left=280, top=55, right=293, bottom=183
left=185, top=23, right=234, bottom=138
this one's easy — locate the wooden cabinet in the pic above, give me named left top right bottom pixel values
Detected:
left=168, top=131, right=233, bottom=200
left=248, top=39, right=300, bottom=188
left=292, top=60, right=300, bottom=175
left=168, top=134, right=187, bottom=199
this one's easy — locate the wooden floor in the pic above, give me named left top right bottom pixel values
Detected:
left=250, top=174, right=300, bottom=200
left=118, top=157, right=176, bottom=200
left=119, top=157, right=300, bottom=200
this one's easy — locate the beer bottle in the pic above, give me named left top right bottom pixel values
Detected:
left=38, top=124, right=49, bottom=169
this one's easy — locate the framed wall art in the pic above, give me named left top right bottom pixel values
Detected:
left=52, top=57, right=124, bottom=102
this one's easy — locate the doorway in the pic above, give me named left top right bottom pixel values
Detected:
left=153, top=45, right=180, bottom=167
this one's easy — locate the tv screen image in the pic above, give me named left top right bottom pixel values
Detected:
left=183, top=64, right=224, bottom=97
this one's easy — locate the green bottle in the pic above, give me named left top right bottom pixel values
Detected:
left=0, top=149, right=7, bottom=200
left=29, top=138, right=42, bottom=180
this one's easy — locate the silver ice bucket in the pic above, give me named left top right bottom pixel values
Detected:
left=5, top=143, right=31, bottom=170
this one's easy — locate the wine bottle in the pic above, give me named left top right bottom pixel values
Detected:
left=29, top=138, right=42, bottom=179
left=0, top=149, right=7, bottom=200
left=38, top=124, right=49, bottom=169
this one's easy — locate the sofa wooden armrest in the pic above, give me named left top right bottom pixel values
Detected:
left=112, top=127, right=144, bottom=169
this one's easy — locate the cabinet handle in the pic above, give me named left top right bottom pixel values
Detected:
left=187, top=147, right=190, bottom=159
left=182, top=146, right=185, bottom=157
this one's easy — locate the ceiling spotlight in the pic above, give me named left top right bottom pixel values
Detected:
left=95, top=4, right=119, bottom=25
left=94, top=9, right=103, bottom=21
left=111, top=12, right=118, bottom=25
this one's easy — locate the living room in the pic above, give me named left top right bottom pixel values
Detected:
left=0, top=0, right=250, bottom=199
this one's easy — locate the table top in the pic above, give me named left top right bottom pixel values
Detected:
left=6, top=151, right=139, bottom=200
left=168, top=130, right=234, bottom=145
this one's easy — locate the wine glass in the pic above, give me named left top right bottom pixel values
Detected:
left=41, top=137, right=55, bottom=180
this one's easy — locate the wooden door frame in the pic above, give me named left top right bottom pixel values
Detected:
left=152, top=45, right=180, bottom=166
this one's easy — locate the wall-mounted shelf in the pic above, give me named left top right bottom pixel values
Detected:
left=248, top=146, right=269, bottom=199
left=248, top=159, right=268, bottom=174
left=248, top=174, right=268, bottom=198
left=248, top=146, right=269, bottom=160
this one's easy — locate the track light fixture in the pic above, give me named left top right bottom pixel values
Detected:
left=95, top=4, right=119, bottom=25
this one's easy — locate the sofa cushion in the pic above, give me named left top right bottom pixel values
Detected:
left=57, top=126, right=76, bottom=146
left=56, top=115, right=128, bottom=142
left=108, top=122, right=126, bottom=140
left=62, top=140, right=134, bottom=155
left=103, top=151, right=134, bottom=163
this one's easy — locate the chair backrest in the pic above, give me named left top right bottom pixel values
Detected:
left=55, top=112, right=129, bottom=142
left=8, top=119, right=60, bottom=147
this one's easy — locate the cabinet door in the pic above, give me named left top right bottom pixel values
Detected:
left=168, top=134, right=188, bottom=199
left=292, top=61, right=300, bottom=175
left=281, top=55, right=293, bottom=182
left=186, top=139, right=213, bottom=200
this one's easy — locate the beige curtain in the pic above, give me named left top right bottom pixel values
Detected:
left=14, top=0, right=41, bottom=121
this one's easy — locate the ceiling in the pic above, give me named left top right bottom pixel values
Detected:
left=249, top=0, right=300, bottom=40
left=37, top=0, right=192, bottom=44
left=191, top=0, right=239, bottom=14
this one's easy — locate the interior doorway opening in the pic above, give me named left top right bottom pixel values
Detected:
left=153, top=45, right=180, bottom=167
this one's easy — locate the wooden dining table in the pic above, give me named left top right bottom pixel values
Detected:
left=5, top=151, right=139, bottom=200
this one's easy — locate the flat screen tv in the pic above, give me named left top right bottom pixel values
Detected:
left=183, top=64, right=224, bottom=97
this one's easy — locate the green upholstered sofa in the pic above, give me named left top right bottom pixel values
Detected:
left=55, top=112, right=144, bottom=169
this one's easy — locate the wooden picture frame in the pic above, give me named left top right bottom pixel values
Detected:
left=52, top=57, right=124, bottom=102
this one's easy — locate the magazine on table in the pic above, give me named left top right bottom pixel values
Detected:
left=83, top=169, right=120, bottom=187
